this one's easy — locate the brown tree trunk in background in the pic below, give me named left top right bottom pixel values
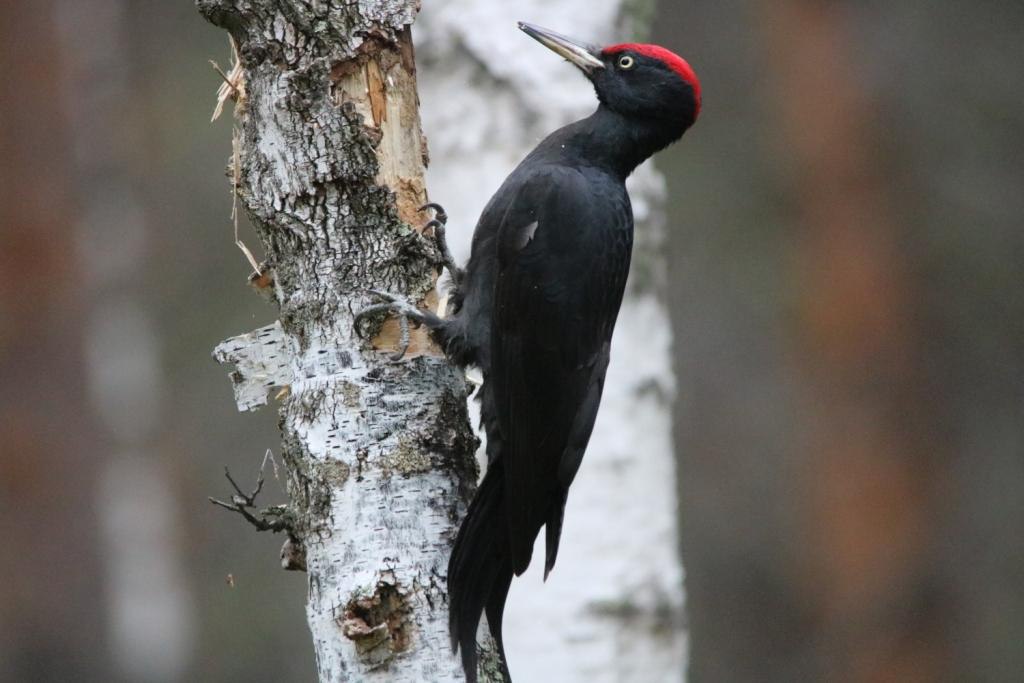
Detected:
left=0, top=2, right=108, bottom=680
left=761, top=2, right=950, bottom=681
left=661, top=2, right=1020, bottom=681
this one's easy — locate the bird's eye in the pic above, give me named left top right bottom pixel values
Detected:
left=617, top=55, right=635, bottom=70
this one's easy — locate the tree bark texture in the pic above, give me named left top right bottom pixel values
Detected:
left=197, top=2, right=486, bottom=680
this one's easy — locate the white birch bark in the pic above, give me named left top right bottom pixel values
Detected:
left=416, top=3, right=688, bottom=681
left=199, top=1, right=489, bottom=681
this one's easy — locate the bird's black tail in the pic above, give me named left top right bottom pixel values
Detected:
left=448, top=462, right=513, bottom=683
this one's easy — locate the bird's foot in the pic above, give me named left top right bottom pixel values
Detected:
left=419, top=202, right=465, bottom=287
left=354, top=289, right=434, bottom=361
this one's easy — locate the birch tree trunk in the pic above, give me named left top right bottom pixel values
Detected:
left=197, top=2, right=485, bottom=681
left=417, top=4, right=688, bottom=681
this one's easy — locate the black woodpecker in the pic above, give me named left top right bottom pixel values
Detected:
left=357, top=21, right=701, bottom=683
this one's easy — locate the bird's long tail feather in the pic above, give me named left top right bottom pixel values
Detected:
left=448, top=462, right=513, bottom=683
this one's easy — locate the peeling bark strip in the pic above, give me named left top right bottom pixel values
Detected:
left=197, top=1, right=490, bottom=680
left=213, top=322, right=293, bottom=412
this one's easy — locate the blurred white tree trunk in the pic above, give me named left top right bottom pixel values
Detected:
left=198, top=1, right=487, bottom=681
left=417, top=4, right=688, bottom=682
left=55, top=1, right=195, bottom=681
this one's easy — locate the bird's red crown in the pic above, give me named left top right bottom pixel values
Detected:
left=602, top=44, right=701, bottom=116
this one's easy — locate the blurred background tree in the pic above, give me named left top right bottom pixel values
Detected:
left=658, top=2, right=1024, bottom=682
left=0, top=1, right=1021, bottom=682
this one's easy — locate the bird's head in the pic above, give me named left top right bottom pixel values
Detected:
left=519, top=22, right=701, bottom=133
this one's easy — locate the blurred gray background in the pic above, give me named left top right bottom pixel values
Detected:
left=1, top=1, right=1021, bottom=681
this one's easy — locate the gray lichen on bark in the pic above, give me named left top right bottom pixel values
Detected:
left=199, top=1, right=492, bottom=680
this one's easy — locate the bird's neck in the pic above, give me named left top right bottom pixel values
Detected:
left=563, top=105, right=683, bottom=179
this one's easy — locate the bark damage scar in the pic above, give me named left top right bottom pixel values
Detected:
left=326, top=29, right=437, bottom=359
left=329, top=31, right=428, bottom=226
left=340, top=578, right=413, bottom=668
left=366, top=58, right=387, bottom=127
left=395, top=176, right=428, bottom=227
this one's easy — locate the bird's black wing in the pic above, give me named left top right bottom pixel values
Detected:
left=490, top=165, right=632, bottom=576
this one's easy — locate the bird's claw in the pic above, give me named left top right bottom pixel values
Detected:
left=353, top=290, right=428, bottom=362
left=419, top=202, right=448, bottom=225
left=418, top=202, right=464, bottom=287
left=354, top=203, right=459, bottom=361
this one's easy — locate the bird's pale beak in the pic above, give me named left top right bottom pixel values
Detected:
left=518, top=22, right=605, bottom=74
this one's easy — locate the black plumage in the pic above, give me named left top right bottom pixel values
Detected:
left=424, top=23, right=701, bottom=682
